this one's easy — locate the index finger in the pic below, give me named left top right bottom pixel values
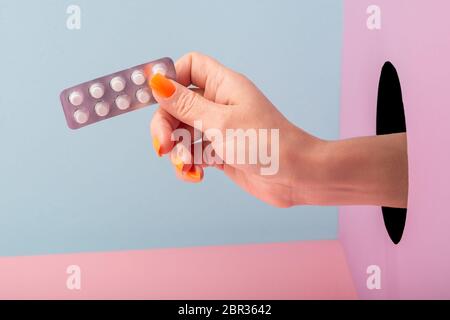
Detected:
left=175, top=52, right=226, bottom=89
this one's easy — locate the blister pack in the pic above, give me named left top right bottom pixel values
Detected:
left=60, top=57, right=176, bottom=129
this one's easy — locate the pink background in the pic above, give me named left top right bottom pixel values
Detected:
left=340, top=0, right=450, bottom=299
left=0, top=241, right=356, bottom=299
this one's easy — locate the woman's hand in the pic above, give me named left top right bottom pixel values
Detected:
left=149, top=52, right=408, bottom=208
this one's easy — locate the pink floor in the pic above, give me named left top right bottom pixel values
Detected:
left=0, top=240, right=356, bottom=299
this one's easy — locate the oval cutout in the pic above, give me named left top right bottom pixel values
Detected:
left=376, top=61, right=408, bottom=245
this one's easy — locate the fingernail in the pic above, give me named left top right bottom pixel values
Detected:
left=185, top=166, right=203, bottom=183
left=152, top=137, right=162, bottom=157
left=149, top=73, right=176, bottom=98
left=172, top=156, right=184, bottom=171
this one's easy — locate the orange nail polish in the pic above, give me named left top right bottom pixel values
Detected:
left=149, top=73, right=176, bottom=98
left=172, top=156, right=184, bottom=171
left=185, top=166, right=203, bottom=183
left=152, top=137, right=162, bottom=157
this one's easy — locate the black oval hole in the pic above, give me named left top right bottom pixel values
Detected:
left=376, top=61, right=408, bottom=245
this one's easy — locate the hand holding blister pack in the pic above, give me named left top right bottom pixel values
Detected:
left=60, top=57, right=176, bottom=129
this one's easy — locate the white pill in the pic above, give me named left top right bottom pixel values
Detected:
left=68, top=91, right=83, bottom=106
left=110, top=76, right=126, bottom=92
left=152, top=63, right=167, bottom=76
left=73, top=109, right=89, bottom=124
left=115, top=94, right=131, bottom=110
left=89, top=83, right=105, bottom=99
left=131, top=70, right=146, bottom=85
left=136, top=88, right=151, bottom=104
left=95, top=101, right=110, bottom=117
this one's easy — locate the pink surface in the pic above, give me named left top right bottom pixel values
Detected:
left=0, top=241, right=356, bottom=299
left=340, top=0, right=450, bottom=299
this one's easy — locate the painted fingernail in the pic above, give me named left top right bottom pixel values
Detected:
left=152, top=137, right=162, bottom=157
left=185, top=166, right=203, bottom=183
left=149, top=73, right=176, bottom=98
left=172, top=156, right=184, bottom=171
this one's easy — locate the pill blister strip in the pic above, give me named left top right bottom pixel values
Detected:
left=60, top=57, right=176, bottom=129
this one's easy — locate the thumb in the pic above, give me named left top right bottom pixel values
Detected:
left=148, top=73, right=226, bottom=131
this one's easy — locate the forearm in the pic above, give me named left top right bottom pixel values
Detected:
left=294, top=133, right=408, bottom=208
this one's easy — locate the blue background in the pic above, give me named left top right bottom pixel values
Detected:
left=0, top=0, right=342, bottom=256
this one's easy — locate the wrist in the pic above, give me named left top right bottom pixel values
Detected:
left=289, top=134, right=408, bottom=208
left=286, top=131, right=367, bottom=206
left=284, top=126, right=330, bottom=206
